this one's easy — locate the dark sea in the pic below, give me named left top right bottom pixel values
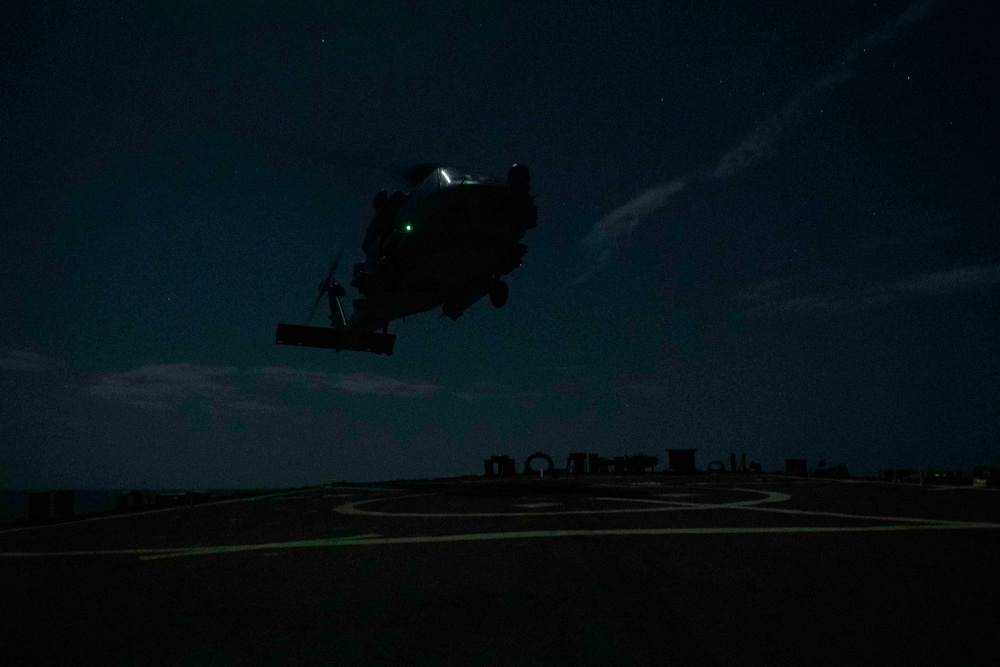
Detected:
left=0, top=489, right=263, bottom=524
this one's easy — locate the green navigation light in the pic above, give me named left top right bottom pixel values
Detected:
left=404, top=224, right=413, bottom=232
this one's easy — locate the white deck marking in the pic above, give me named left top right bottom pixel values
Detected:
left=333, top=489, right=791, bottom=517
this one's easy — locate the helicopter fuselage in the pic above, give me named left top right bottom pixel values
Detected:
left=276, top=165, right=536, bottom=355
left=350, top=168, right=536, bottom=329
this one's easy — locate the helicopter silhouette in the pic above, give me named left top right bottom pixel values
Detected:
left=275, top=163, right=537, bottom=355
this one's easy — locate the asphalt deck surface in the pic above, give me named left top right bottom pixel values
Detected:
left=2, top=474, right=998, bottom=666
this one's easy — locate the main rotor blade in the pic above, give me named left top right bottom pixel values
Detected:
left=328, top=251, right=342, bottom=282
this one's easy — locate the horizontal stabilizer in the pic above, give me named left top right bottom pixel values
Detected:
left=275, top=324, right=396, bottom=356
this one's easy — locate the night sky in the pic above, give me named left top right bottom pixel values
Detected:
left=3, top=1, right=998, bottom=488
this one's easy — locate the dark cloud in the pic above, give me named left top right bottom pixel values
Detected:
left=737, top=263, right=1000, bottom=315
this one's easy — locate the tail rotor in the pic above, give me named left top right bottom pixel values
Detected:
left=307, top=252, right=347, bottom=327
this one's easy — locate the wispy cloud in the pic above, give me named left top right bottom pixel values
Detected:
left=450, top=380, right=510, bottom=402
left=257, top=365, right=442, bottom=398
left=451, top=380, right=549, bottom=402
left=711, top=0, right=940, bottom=181
left=577, top=0, right=943, bottom=281
left=575, top=178, right=687, bottom=284
left=334, top=372, right=440, bottom=398
left=88, top=362, right=276, bottom=412
left=258, top=365, right=329, bottom=389
left=262, top=367, right=554, bottom=401
left=888, top=264, right=1000, bottom=296
left=738, top=263, right=1000, bottom=315
left=88, top=363, right=444, bottom=411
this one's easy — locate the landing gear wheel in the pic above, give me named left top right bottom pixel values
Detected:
left=489, top=280, right=509, bottom=308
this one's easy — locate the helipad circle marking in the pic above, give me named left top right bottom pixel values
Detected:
left=5, top=488, right=997, bottom=561
left=332, top=489, right=791, bottom=518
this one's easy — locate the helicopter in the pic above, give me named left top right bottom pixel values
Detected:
left=275, top=163, right=537, bottom=355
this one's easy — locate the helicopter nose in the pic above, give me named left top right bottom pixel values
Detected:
left=507, top=164, right=530, bottom=192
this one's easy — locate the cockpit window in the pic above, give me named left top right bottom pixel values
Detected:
left=414, top=168, right=485, bottom=191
